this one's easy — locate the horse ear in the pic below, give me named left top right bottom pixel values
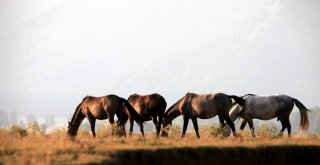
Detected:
left=68, top=121, right=71, bottom=125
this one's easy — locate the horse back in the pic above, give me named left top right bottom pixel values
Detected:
left=244, top=95, right=281, bottom=119
left=188, top=93, right=231, bottom=118
left=128, top=93, right=166, bottom=117
left=82, top=95, right=122, bottom=119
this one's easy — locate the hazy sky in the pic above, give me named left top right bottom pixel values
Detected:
left=0, top=0, right=319, bottom=120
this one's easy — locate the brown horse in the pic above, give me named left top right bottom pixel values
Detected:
left=67, top=95, right=138, bottom=138
left=124, top=93, right=167, bottom=137
left=161, top=92, right=245, bottom=138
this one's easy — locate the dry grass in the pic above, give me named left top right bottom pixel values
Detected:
left=0, top=124, right=320, bottom=165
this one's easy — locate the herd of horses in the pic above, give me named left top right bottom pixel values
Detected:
left=67, top=93, right=310, bottom=139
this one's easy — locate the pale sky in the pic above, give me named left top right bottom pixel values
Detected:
left=0, top=0, right=319, bottom=122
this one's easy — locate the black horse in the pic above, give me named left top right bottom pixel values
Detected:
left=124, top=93, right=167, bottom=138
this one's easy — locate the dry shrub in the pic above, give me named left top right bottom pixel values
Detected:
left=256, top=123, right=279, bottom=138
left=239, top=130, right=254, bottom=139
left=96, top=121, right=110, bottom=137
left=97, top=121, right=125, bottom=137
left=27, top=121, right=43, bottom=135
left=0, top=127, right=10, bottom=138
left=9, top=124, right=27, bottom=138
left=77, top=128, right=90, bottom=137
left=162, top=124, right=181, bottom=138
left=48, top=128, right=67, bottom=139
left=210, top=125, right=227, bottom=138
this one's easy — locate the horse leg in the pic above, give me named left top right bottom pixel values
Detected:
left=240, top=120, right=247, bottom=131
left=157, top=115, right=163, bottom=138
left=191, top=117, right=200, bottom=138
left=138, top=122, right=145, bottom=137
left=279, top=117, right=289, bottom=137
left=116, top=120, right=126, bottom=137
left=129, top=117, right=134, bottom=136
left=224, top=115, right=237, bottom=136
left=90, top=119, right=96, bottom=137
left=287, top=118, right=292, bottom=137
left=247, top=120, right=255, bottom=137
left=108, top=114, right=116, bottom=136
left=121, top=124, right=126, bottom=137
left=152, top=116, right=160, bottom=138
left=218, top=115, right=225, bottom=128
left=182, top=116, right=190, bottom=138
left=86, top=112, right=96, bottom=137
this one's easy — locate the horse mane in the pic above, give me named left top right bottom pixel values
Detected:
left=70, top=96, right=89, bottom=124
left=128, top=93, right=139, bottom=100
left=242, top=94, right=256, bottom=98
left=164, top=95, right=188, bottom=117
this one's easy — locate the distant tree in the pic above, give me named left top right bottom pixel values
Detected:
left=19, top=120, right=26, bottom=128
left=309, top=106, right=320, bottom=133
left=27, top=121, right=42, bottom=135
left=27, top=113, right=37, bottom=122
left=44, top=115, right=55, bottom=128
left=40, top=123, right=47, bottom=133
left=0, top=110, right=9, bottom=127
left=8, top=111, right=18, bottom=125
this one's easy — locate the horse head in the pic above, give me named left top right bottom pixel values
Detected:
left=160, top=117, right=172, bottom=137
left=66, top=121, right=77, bottom=138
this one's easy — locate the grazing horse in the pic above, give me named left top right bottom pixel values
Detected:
left=67, top=95, right=138, bottom=138
left=161, top=93, right=245, bottom=138
left=124, top=93, right=167, bottom=137
left=228, top=94, right=310, bottom=137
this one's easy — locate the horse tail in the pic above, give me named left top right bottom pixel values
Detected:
left=159, top=96, right=167, bottom=114
left=293, top=98, right=310, bottom=133
left=229, top=95, right=245, bottom=106
left=120, top=98, right=144, bottom=122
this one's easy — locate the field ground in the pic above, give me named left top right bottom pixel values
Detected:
left=1, top=125, right=320, bottom=165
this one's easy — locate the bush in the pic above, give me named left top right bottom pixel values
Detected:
left=96, top=121, right=110, bottom=137
left=0, top=127, right=9, bottom=138
left=48, top=128, right=67, bottom=138
left=77, top=128, right=90, bottom=137
left=162, top=124, right=181, bottom=138
left=9, top=124, right=28, bottom=138
left=256, top=123, right=279, bottom=138
left=210, top=126, right=227, bottom=137
left=27, top=121, right=43, bottom=135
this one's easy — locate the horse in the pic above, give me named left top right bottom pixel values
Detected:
left=161, top=92, right=245, bottom=138
left=228, top=94, right=310, bottom=137
left=67, top=95, right=139, bottom=138
left=124, top=93, right=167, bottom=138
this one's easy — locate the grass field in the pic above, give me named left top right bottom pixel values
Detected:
left=1, top=124, right=320, bottom=165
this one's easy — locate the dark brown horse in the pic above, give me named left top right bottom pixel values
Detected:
left=161, top=92, right=245, bottom=138
left=67, top=95, right=138, bottom=138
left=124, top=93, right=167, bottom=137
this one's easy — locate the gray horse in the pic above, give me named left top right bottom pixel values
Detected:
left=161, top=92, right=245, bottom=138
left=228, top=94, right=310, bottom=137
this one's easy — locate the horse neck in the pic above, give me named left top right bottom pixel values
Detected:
left=71, top=107, right=85, bottom=131
left=165, top=95, right=190, bottom=122
left=166, top=107, right=181, bottom=122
